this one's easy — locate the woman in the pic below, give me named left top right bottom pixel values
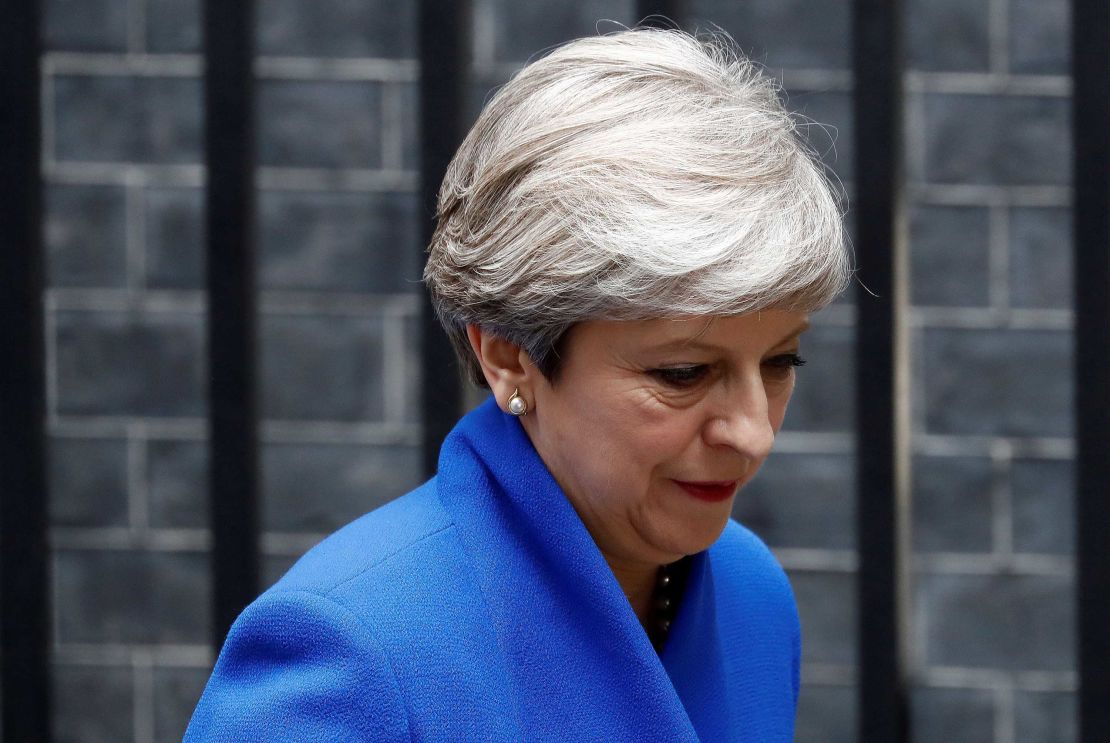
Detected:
left=186, top=27, right=849, bottom=742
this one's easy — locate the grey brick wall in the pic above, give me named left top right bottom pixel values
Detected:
left=41, top=1, right=1075, bottom=741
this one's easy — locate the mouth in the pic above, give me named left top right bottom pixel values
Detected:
left=672, top=480, right=739, bottom=503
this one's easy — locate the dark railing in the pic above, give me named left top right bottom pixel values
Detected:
left=1, top=2, right=1106, bottom=741
left=1, top=2, right=50, bottom=741
left=1072, top=1, right=1110, bottom=741
left=852, top=0, right=911, bottom=741
left=419, top=0, right=472, bottom=477
left=203, top=0, right=261, bottom=643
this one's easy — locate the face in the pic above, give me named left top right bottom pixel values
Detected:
left=519, top=310, right=809, bottom=569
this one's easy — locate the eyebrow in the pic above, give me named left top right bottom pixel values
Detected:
left=646, top=320, right=811, bottom=353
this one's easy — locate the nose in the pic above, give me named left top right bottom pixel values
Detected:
left=701, top=377, right=776, bottom=462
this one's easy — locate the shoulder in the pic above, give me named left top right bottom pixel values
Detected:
left=185, top=588, right=412, bottom=741
left=185, top=480, right=464, bottom=741
left=709, top=519, right=799, bottom=628
left=710, top=519, right=802, bottom=703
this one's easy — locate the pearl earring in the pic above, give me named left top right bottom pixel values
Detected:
left=507, top=388, right=529, bottom=416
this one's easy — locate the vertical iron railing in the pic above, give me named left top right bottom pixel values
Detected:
left=852, top=0, right=911, bottom=741
left=203, top=0, right=260, bottom=643
left=419, top=0, right=472, bottom=477
left=1072, top=1, right=1110, bottom=741
left=0, top=2, right=51, bottom=740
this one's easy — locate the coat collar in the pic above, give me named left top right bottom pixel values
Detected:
left=435, top=398, right=732, bottom=741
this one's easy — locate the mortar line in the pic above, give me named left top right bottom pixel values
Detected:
left=44, top=300, right=60, bottom=427
left=989, top=0, right=1011, bottom=74
left=41, top=64, right=57, bottom=171
left=127, top=0, right=147, bottom=54
left=380, top=81, right=404, bottom=171
left=127, top=421, right=150, bottom=532
left=132, top=648, right=155, bottom=743
left=989, top=202, right=1011, bottom=311
left=995, top=684, right=1016, bottom=743
left=382, top=310, right=406, bottom=423
left=126, top=172, right=147, bottom=291
left=990, top=439, right=1015, bottom=558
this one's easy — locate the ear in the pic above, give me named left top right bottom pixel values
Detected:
left=465, top=325, right=537, bottom=413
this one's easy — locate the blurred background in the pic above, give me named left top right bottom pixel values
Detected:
left=35, top=0, right=1074, bottom=740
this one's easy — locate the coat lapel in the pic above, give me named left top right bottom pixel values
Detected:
left=436, top=399, right=701, bottom=742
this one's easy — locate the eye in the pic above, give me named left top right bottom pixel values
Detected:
left=762, top=353, right=807, bottom=377
left=649, top=365, right=710, bottom=388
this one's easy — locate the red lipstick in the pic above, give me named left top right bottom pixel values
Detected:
left=673, top=480, right=738, bottom=503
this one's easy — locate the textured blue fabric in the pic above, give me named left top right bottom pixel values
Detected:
left=185, top=398, right=801, bottom=742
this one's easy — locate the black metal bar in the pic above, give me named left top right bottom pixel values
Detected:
left=852, top=0, right=911, bottom=740
left=419, top=0, right=472, bottom=477
left=203, top=0, right=260, bottom=643
left=636, top=0, right=689, bottom=28
left=1072, top=1, right=1110, bottom=740
left=0, top=1, right=51, bottom=741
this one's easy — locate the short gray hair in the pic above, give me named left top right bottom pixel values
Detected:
left=424, top=27, right=850, bottom=387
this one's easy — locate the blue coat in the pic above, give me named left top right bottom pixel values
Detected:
left=185, top=398, right=801, bottom=742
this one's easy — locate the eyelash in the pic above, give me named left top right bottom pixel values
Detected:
left=649, top=354, right=807, bottom=388
left=766, top=353, right=807, bottom=370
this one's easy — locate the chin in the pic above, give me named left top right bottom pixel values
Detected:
left=660, top=513, right=732, bottom=558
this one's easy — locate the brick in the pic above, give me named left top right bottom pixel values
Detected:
left=258, top=80, right=382, bottom=169
left=691, top=0, right=850, bottom=70
left=1013, top=690, right=1077, bottom=743
left=147, top=439, right=209, bottom=529
left=791, top=89, right=854, bottom=186
left=921, top=95, right=1070, bottom=186
left=915, top=572, right=1074, bottom=671
left=906, top=0, right=990, bottom=72
left=921, top=328, right=1072, bottom=438
left=1009, top=0, right=1069, bottom=75
left=55, top=311, right=206, bottom=418
left=45, top=184, right=128, bottom=289
left=795, top=683, right=856, bottom=743
left=781, top=322, right=855, bottom=434
left=48, top=436, right=130, bottom=528
left=257, top=0, right=416, bottom=58
left=789, top=569, right=857, bottom=666
left=910, top=205, right=991, bottom=307
left=1011, top=457, right=1074, bottom=555
left=1010, top=207, right=1072, bottom=310
left=45, top=0, right=128, bottom=52
left=52, top=663, right=133, bottom=743
left=488, top=0, right=634, bottom=65
left=147, top=0, right=201, bottom=53
left=910, top=686, right=995, bottom=743
left=258, top=190, right=421, bottom=293
left=145, top=187, right=204, bottom=290
left=55, top=549, right=210, bottom=644
left=912, top=455, right=994, bottom=554
left=53, top=75, right=202, bottom=164
left=260, top=314, right=385, bottom=421
left=153, top=666, right=209, bottom=743
left=734, top=452, right=856, bottom=550
left=262, top=442, right=421, bottom=532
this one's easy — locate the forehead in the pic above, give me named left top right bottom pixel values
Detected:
left=569, top=311, right=811, bottom=355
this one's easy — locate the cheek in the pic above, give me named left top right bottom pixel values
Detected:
left=768, top=380, right=795, bottom=432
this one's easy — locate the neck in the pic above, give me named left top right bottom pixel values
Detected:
left=606, top=557, right=661, bottom=625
